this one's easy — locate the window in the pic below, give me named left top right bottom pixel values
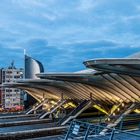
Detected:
left=6, top=89, right=12, bottom=92
left=14, top=76, right=20, bottom=79
left=15, top=89, right=19, bottom=92
left=6, top=71, right=12, bottom=74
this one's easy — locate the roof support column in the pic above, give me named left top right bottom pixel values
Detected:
left=90, top=92, right=92, bottom=100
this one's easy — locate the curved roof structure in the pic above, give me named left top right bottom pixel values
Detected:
left=3, top=54, right=140, bottom=109
left=84, top=58, right=140, bottom=76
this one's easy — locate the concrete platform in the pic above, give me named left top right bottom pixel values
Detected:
left=26, top=130, right=140, bottom=140
left=0, top=126, right=67, bottom=140
left=0, top=122, right=56, bottom=133
left=0, top=118, right=51, bottom=127
left=0, top=112, right=64, bottom=139
left=0, top=116, right=37, bottom=123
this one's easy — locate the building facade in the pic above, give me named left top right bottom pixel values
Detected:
left=1, top=62, right=24, bottom=111
left=25, top=55, right=44, bottom=79
left=24, top=55, right=44, bottom=109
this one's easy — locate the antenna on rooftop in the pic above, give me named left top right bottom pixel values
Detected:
left=11, top=60, right=15, bottom=69
left=11, top=60, right=14, bottom=66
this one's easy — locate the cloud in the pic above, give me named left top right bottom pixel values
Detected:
left=0, top=0, right=140, bottom=71
left=77, top=0, right=99, bottom=12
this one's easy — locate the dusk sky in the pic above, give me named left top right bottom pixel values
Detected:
left=1, top=0, right=140, bottom=72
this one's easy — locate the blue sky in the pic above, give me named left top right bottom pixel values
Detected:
left=0, top=0, right=140, bottom=72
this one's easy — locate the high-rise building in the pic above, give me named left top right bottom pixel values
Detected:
left=1, top=62, right=24, bottom=111
left=24, top=55, right=44, bottom=108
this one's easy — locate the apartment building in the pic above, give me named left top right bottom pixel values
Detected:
left=1, top=62, right=24, bottom=111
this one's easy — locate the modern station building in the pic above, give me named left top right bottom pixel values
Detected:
left=4, top=54, right=140, bottom=131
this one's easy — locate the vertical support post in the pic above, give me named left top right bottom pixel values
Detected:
left=109, top=128, right=115, bottom=140
left=34, top=110, right=36, bottom=114
left=95, top=125, right=98, bottom=135
left=84, top=125, right=90, bottom=140
left=119, top=116, right=123, bottom=130
left=90, top=92, right=92, bottom=100
left=97, top=124, right=100, bottom=134
left=64, top=121, right=73, bottom=140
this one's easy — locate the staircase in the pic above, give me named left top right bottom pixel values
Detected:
left=39, top=100, right=67, bottom=119
left=25, top=99, right=48, bottom=114
left=59, top=100, right=93, bottom=126
left=100, top=102, right=138, bottom=135
left=106, top=103, right=136, bottom=123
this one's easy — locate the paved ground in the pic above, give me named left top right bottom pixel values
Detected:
left=0, top=113, right=59, bottom=139
left=26, top=130, right=140, bottom=140
left=0, top=114, right=44, bottom=133
left=0, top=113, right=139, bottom=140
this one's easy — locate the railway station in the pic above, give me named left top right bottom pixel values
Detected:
left=0, top=54, right=140, bottom=139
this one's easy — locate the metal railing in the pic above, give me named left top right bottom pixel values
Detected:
left=39, top=100, right=67, bottom=119
left=58, top=100, right=90, bottom=125
left=80, top=113, right=140, bottom=131
left=64, top=120, right=140, bottom=140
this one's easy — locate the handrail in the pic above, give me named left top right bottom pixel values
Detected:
left=64, top=120, right=140, bottom=140
left=59, top=100, right=90, bottom=125
left=39, top=100, right=66, bottom=119
left=71, top=100, right=89, bottom=116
